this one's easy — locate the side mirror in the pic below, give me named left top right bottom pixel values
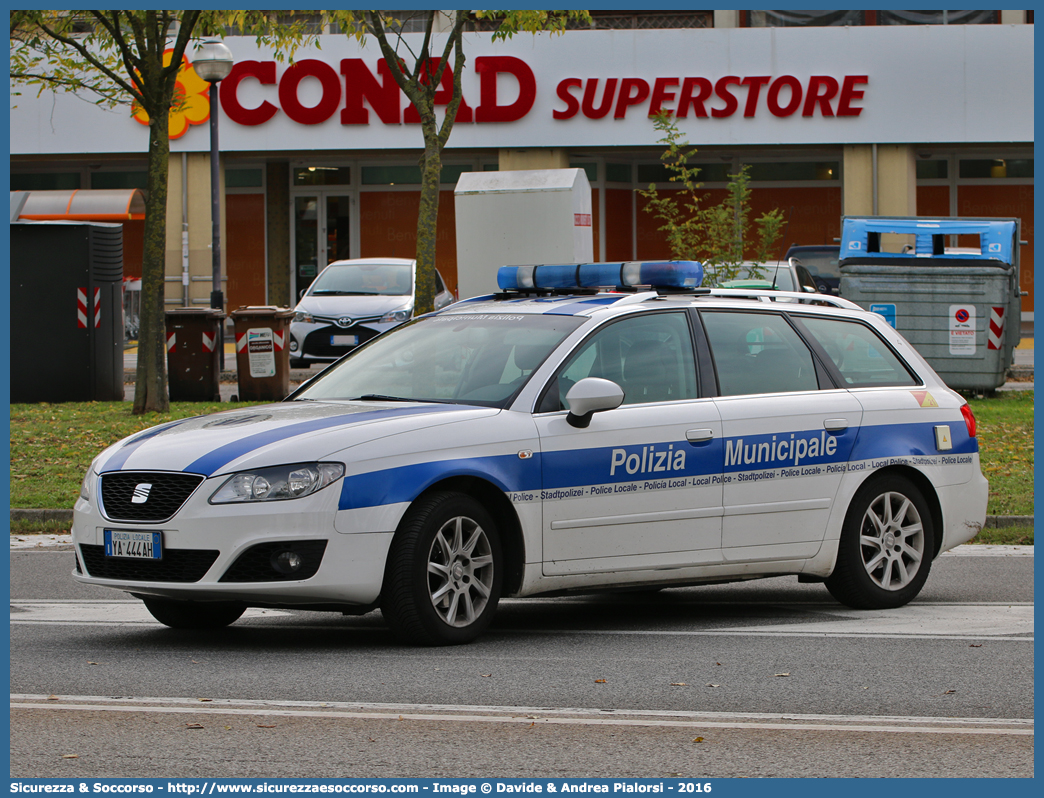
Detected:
left=565, top=378, right=625, bottom=428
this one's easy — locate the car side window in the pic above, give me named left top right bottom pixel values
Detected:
left=702, top=311, right=820, bottom=397
left=539, top=312, right=698, bottom=412
left=799, top=316, right=919, bottom=387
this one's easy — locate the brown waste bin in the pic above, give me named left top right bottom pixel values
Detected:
left=165, top=307, right=226, bottom=401
left=231, top=306, right=295, bottom=401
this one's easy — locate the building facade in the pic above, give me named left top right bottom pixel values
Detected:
left=10, top=11, right=1034, bottom=319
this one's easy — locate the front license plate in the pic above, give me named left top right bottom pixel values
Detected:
left=104, top=529, right=162, bottom=560
left=330, top=334, right=358, bottom=346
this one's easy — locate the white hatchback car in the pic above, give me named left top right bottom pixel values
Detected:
left=73, top=261, right=988, bottom=645
left=288, top=257, right=455, bottom=368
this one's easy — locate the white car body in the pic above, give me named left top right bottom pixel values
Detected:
left=73, top=267, right=988, bottom=644
left=288, top=257, right=455, bottom=367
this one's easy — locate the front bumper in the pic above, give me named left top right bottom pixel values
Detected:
left=71, top=475, right=393, bottom=607
left=289, top=320, right=398, bottom=362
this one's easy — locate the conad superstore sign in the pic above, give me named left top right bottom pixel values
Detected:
left=10, top=25, right=1032, bottom=154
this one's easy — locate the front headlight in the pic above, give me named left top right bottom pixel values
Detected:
left=209, top=462, right=345, bottom=504
left=379, top=307, right=412, bottom=324
left=79, top=468, right=98, bottom=503
left=293, top=310, right=314, bottom=324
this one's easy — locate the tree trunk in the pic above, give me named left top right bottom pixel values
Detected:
left=414, top=121, right=442, bottom=315
left=133, top=113, right=171, bottom=414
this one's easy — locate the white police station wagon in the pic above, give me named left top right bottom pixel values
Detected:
left=73, top=262, right=988, bottom=645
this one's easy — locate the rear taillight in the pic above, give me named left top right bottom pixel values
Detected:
left=960, top=402, right=977, bottom=438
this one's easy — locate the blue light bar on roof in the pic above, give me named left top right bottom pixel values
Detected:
left=497, top=261, right=703, bottom=291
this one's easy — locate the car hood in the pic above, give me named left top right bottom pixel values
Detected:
left=95, top=401, right=498, bottom=477
left=296, top=295, right=410, bottom=320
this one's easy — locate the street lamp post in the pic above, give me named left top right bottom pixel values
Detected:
left=192, top=40, right=234, bottom=368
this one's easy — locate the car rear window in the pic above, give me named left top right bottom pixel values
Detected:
left=798, top=316, right=919, bottom=388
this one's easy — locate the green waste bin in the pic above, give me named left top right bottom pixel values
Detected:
left=231, top=306, right=295, bottom=401
left=165, top=307, right=225, bottom=402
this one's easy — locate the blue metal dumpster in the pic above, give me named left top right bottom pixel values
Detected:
left=839, top=216, right=1022, bottom=391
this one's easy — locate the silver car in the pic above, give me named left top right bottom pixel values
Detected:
left=288, top=258, right=455, bottom=368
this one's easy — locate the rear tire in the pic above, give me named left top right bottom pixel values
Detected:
left=381, top=492, right=503, bottom=645
left=826, top=475, right=934, bottom=609
left=142, top=597, right=246, bottom=629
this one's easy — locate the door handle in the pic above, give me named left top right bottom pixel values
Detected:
left=824, top=418, right=849, bottom=432
left=686, top=428, right=714, bottom=444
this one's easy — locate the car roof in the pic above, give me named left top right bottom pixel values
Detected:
left=439, top=288, right=865, bottom=320
left=326, top=257, right=416, bottom=267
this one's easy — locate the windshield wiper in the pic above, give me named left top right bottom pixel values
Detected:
left=351, top=394, right=449, bottom=404
left=310, top=290, right=375, bottom=296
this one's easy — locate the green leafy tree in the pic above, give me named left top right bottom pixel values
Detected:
left=10, top=10, right=313, bottom=414
left=327, top=10, right=590, bottom=313
left=639, top=111, right=785, bottom=286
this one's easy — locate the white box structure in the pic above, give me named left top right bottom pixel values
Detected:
left=454, top=168, right=593, bottom=299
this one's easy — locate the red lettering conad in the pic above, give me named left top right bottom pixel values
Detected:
left=279, top=60, right=342, bottom=125
left=220, top=61, right=278, bottom=126
left=476, top=56, right=536, bottom=123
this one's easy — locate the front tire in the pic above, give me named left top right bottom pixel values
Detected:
left=826, top=475, right=934, bottom=609
left=382, top=492, right=503, bottom=645
left=142, top=597, right=246, bottom=629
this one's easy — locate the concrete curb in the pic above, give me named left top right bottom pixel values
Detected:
left=10, top=508, right=1035, bottom=528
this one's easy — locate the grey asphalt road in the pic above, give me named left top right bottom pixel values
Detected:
left=9, top=546, right=1034, bottom=778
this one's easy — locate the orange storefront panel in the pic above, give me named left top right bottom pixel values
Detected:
left=360, top=190, right=459, bottom=296
left=916, top=185, right=950, bottom=218
left=604, top=188, right=633, bottom=261
left=121, top=219, right=144, bottom=279
left=636, top=186, right=840, bottom=261
left=226, top=193, right=268, bottom=309
left=958, top=184, right=1034, bottom=314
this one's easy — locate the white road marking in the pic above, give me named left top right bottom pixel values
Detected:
left=9, top=694, right=1032, bottom=737
left=9, top=602, right=289, bottom=625
left=10, top=601, right=1033, bottom=641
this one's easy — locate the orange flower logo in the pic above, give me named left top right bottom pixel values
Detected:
left=132, top=49, right=212, bottom=139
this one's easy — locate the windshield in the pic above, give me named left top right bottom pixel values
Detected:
left=293, top=313, right=585, bottom=408
left=308, top=263, right=413, bottom=297
left=731, top=263, right=792, bottom=290
left=790, top=251, right=840, bottom=280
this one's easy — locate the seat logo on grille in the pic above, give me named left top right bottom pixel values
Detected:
left=131, top=483, right=152, bottom=504
left=335, top=317, right=353, bottom=329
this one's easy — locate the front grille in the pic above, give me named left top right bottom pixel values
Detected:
left=220, top=540, right=328, bottom=582
left=303, top=324, right=380, bottom=358
left=79, top=544, right=219, bottom=583
left=100, top=472, right=205, bottom=523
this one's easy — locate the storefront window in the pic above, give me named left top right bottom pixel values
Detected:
left=878, top=10, right=998, bottom=25
left=91, top=171, right=147, bottom=190
left=746, top=162, right=839, bottom=181
left=637, top=162, right=729, bottom=184
left=916, top=160, right=949, bottom=180
left=959, top=159, right=1033, bottom=179
left=361, top=164, right=473, bottom=185
left=570, top=162, right=598, bottom=183
left=605, top=163, right=632, bottom=183
left=746, top=10, right=865, bottom=27
left=294, top=166, right=351, bottom=186
left=226, top=169, right=263, bottom=188
left=11, top=172, right=81, bottom=190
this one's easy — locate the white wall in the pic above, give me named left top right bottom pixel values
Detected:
left=10, top=24, right=1033, bottom=155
